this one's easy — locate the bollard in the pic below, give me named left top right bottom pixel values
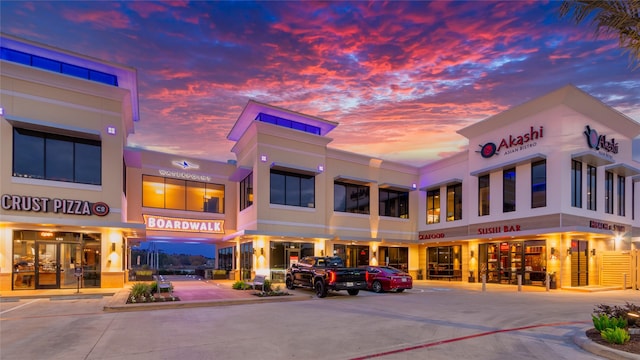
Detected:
left=546, top=273, right=550, bottom=292
left=517, top=274, right=522, bottom=292
left=482, top=274, right=486, bottom=292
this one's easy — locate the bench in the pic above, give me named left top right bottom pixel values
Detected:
left=247, top=275, right=266, bottom=291
left=153, top=275, right=173, bottom=294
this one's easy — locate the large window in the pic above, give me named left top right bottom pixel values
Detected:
left=142, top=175, right=225, bottom=213
left=334, top=182, right=369, bottom=214
left=271, top=170, right=315, bottom=208
left=379, top=189, right=408, bottom=218
left=503, top=168, right=516, bottom=213
left=531, top=160, right=546, bottom=208
left=378, top=246, right=409, bottom=271
left=605, top=171, right=614, bottom=214
left=427, top=246, right=461, bottom=281
left=13, top=128, right=101, bottom=185
left=446, top=183, right=462, bottom=221
left=587, top=165, right=597, bottom=211
left=478, top=175, right=490, bottom=216
left=571, top=160, right=582, bottom=208
left=618, top=175, right=625, bottom=216
left=426, top=189, right=440, bottom=224
left=218, top=246, right=234, bottom=271
left=240, top=173, right=253, bottom=211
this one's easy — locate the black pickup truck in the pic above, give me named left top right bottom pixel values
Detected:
left=285, top=256, right=367, bottom=298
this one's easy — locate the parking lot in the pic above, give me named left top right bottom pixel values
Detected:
left=1, top=279, right=637, bottom=360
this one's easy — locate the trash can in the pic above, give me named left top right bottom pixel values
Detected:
left=468, top=271, right=476, bottom=283
left=549, top=273, right=557, bottom=289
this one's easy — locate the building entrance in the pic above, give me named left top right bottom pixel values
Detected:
left=13, top=231, right=101, bottom=290
left=479, top=240, right=546, bottom=286
left=570, top=240, right=588, bottom=287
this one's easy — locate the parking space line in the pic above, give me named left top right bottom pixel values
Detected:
left=0, top=298, right=41, bottom=315
left=349, top=320, right=589, bottom=359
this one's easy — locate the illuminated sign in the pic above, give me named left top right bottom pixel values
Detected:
left=144, top=215, right=224, bottom=234
left=158, top=169, right=212, bottom=182
left=172, top=160, right=200, bottom=170
left=477, top=224, right=521, bottom=235
left=477, top=126, right=544, bottom=158
left=589, top=220, right=625, bottom=232
left=1, top=194, right=109, bottom=216
left=584, top=125, right=618, bottom=154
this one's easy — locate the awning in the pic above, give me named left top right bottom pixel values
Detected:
left=334, top=175, right=377, bottom=185
left=470, top=153, right=546, bottom=177
left=271, top=162, right=320, bottom=176
left=419, top=178, right=462, bottom=191
left=228, top=166, right=253, bottom=181
left=604, top=163, right=640, bottom=177
left=378, top=183, right=416, bottom=192
left=571, top=151, right=615, bottom=167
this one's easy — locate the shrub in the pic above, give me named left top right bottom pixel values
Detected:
left=592, top=314, right=627, bottom=332
left=601, top=327, right=631, bottom=344
left=232, top=280, right=250, bottom=290
left=594, top=302, right=639, bottom=327
left=263, top=279, right=272, bottom=292
left=130, top=282, right=151, bottom=298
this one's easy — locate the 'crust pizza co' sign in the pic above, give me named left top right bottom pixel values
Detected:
left=143, top=215, right=224, bottom=234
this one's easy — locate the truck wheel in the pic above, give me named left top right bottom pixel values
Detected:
left=372, top=281, right=384, bottom=293
left=285, top=277, right=295, bottom=290
left=315, top=280, right=327, bottom=298
left=347, top=289, right=359, bottom=296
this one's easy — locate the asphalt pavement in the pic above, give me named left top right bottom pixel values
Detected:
left=1, top=276, right=638, bottom=360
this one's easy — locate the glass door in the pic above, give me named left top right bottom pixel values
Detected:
left=571, top=240, right=588, bottom=287
left=37, top=243, right=58, bottom=289
left=60, top=243, right=82, bottom=289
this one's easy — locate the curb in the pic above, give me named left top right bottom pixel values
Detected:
left=103, top=291, right=313, bottom=312
left=573, top=330, right=640, bottom=360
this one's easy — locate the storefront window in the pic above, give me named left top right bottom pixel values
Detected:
left=427, top=246, right=461, bottom=281
left=479, top=240, right=546, bottom=286
left=12, top=231, right=101, bottom=290
left=270, top=242, right=314, bottom=282
left=426, top=189, right=440, bottom=224
left=333, top=244, right=369, bottom=268
left=218, top=246, right=235, bottom=271
left=239, top=242, right=253, bottom=281
left=378, top=246, right=408, bottom=271
left=446, top=184, right=462, bottom=221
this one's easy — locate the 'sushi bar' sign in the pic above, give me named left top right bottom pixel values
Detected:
left=144, top=215, right=224, bottom=233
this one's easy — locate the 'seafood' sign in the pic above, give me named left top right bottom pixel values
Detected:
left=144, top=215, right=224, bottom=234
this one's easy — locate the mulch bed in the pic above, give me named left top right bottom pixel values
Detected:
left=586, top=328, right=640, bottom=354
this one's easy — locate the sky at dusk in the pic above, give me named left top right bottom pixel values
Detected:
left=2, top=1, right=639, bottom=166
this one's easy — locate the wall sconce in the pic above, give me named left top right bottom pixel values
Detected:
left=373, top=251, right=377, bottom=258
left=567, top=248, right=572, bottom=256
left=253, top=248, right=256, bottom=255
left=470, top=250, right=475, bottom=258
left=111, top=243, right=116, bottom=252
left=320, top=250, right=324, bottom=256
left=550, top=247, right=556, bottom=256
left=260, top=248, right=264, bottom=256
left=591, top=249, right=596, bottom=256
left=260, top=155, right=268, bottom=162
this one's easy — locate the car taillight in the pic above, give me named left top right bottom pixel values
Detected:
left=366, top=272, right=370, bottom=282
left=329, top=271, right=337, bottom=283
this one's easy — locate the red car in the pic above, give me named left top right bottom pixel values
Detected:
left=364, top=266, right=413, bottom=293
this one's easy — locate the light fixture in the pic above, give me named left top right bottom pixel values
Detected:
left=260, top=248, right=264, bottom=256
left=318, top=165, right=324, bottom=172
left=260, top=155, right=267, bottom=162
left=373, top=251, right=377, bottom=258
left=470, top=250, right=475, bottom=258
left=591, top=249, right=596, bottom=256
left=320, top=250, right=324, bottom=256
left=111, top=243, right=116, bottom=252
left=567, top=248, right=572, bottom=256
left=550, top=247, right=556, bottom=255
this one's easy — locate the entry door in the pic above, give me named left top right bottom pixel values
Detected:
left=37, top=243, right=59, bottom=289
left=571, top=240, right=588, bottom=287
